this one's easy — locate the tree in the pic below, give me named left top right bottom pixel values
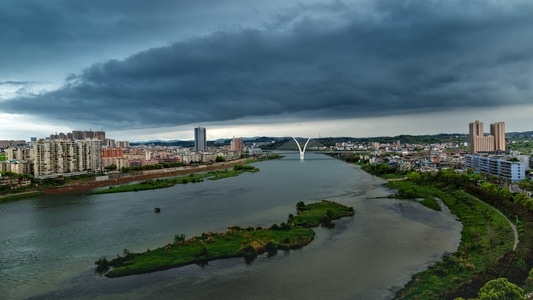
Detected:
left=514, top=193, right=531, bottom=206
left=478, top=278, right=524, bottom=300
left=215, top=156, right=226, bottom=162
left=480, top=182, right=498, bottom=194
left=407, top=171, right=421, bottom=182
left=105, top=164, right=117, bottom=171
left=174, top=234, right=186, bottom=245
left=518, top=179, right=533, bottom=193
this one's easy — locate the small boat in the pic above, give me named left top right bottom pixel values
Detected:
left=154, top=207, right=161, bottom=213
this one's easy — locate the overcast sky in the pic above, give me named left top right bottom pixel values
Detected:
left=1, top=0, right=533, bottom=142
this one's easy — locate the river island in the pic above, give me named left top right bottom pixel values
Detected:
left=96, top=200, right=354, bottom=277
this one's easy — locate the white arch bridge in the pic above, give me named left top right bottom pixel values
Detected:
left=267, top=138, right=364, bottom=160
left=292, top=137, right=311, bottom=160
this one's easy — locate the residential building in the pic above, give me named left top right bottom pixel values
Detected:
left=231, top=137, right=244, bottom=153
left=465, top=154, right=526, bottom=183
left=490, top=122, right=506, bottom=152
left=6, top=147, right=32, bottom=161
left=468, top=120, right=505, bottom=154
left=0, top=140, right=26, bottom=149
left=116, top=140, right=130, bottom=148
left=33, top=139, right=102, bottom=178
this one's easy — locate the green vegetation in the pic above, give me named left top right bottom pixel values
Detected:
left=361, top=163, right=407, bottom=177
left=392, top=180, right=516, bottom=299
left=245, top=153, right=284, bottom=163
left=386, top=173, right=533, bottom=299
left=0, top=191, right=45, bottom=203
left=0, top=171, right=36, bottom=197
left=121, top=162, right=183, bottom=173
left=0, top=153, right=6, bottom=161
left=96, top=200, right=354, bottom=277
left=477, top=278, right=525, bottom=300
left=333, top=154, right=533, bottom=299
left=90, top=165, right=260, bottom=195
left=0, top=172, right=97, bottom=203
left=291, top=200, right=354, bottom=228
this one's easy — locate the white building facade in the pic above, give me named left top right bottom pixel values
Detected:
left=465, top=154, right=526, bottom=183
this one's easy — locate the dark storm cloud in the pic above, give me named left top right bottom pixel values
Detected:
left=4, top=0, right=533, bottom=130
left=0, top=0, right=254, bottom=77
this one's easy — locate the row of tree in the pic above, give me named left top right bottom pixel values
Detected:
left=120, top=162, right=183, bottom=173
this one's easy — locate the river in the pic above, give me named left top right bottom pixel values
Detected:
left=0, top=153, right=461, bottom=299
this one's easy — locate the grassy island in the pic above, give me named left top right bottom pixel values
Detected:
left=90, top=164, right=259, bottom=195
left=95, top=200, right=354, bottom=277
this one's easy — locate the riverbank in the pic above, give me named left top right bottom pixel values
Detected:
left=0, top=191, right=45, bottom=203
left=44, top=158, right=251, bottom=196
left=0, top=156, right=277, bottom=201
left=389, top=180, right=516, bottom=299
left=96, top=200, right=355, bottom=277
left=90, top=164, right=259, bottom=195
left=347, top=161, right=533, bottom=298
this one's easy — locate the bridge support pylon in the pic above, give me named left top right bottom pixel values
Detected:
left=291, top=137, right=311, bottom=160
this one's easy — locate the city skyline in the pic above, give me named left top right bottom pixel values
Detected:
left=2, top=116, right=532, bottom=144
left=2, top=1, right=533, bottom=141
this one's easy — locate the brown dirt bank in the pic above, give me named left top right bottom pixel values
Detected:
left=42, top=159, right=249, bottom=196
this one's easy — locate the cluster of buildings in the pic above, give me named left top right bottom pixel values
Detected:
left=465, top=120, right=529, bottom=183
left=0, top=127, right=249, bottom=180
left=334, top=120, right=530, bottom=184
left=1, top=122, right=531, bottom=185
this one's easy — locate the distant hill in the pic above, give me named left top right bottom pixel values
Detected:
left=129, top=131, right=533, bottom=148
left=130, top=140, right=194, bottom=147
left=507, top=131, right=533, bottom=139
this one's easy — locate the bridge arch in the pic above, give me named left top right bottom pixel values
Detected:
left=291, top=137, right=311, bottom=160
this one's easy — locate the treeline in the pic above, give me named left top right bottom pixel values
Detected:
left=406, top=169, right=533, bottom=218
left=317, top=134, right=467, bottom=146
left=0, top=171, right=33, bottom=180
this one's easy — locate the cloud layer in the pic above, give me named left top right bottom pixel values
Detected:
left=3, top=0, right=533, bottom=131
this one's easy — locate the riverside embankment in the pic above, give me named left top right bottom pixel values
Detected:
left=41, top=158, right=250, bottom=196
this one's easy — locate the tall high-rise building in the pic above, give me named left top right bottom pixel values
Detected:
left=490, top=122, right=506, bottom=152
left=33, top=139, right=102, bottom=178
left=231, top=137, right=244, bottom=153
left=468, top=120, right=505, bottom=154
left=194, top=127, right=207, bottom=152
